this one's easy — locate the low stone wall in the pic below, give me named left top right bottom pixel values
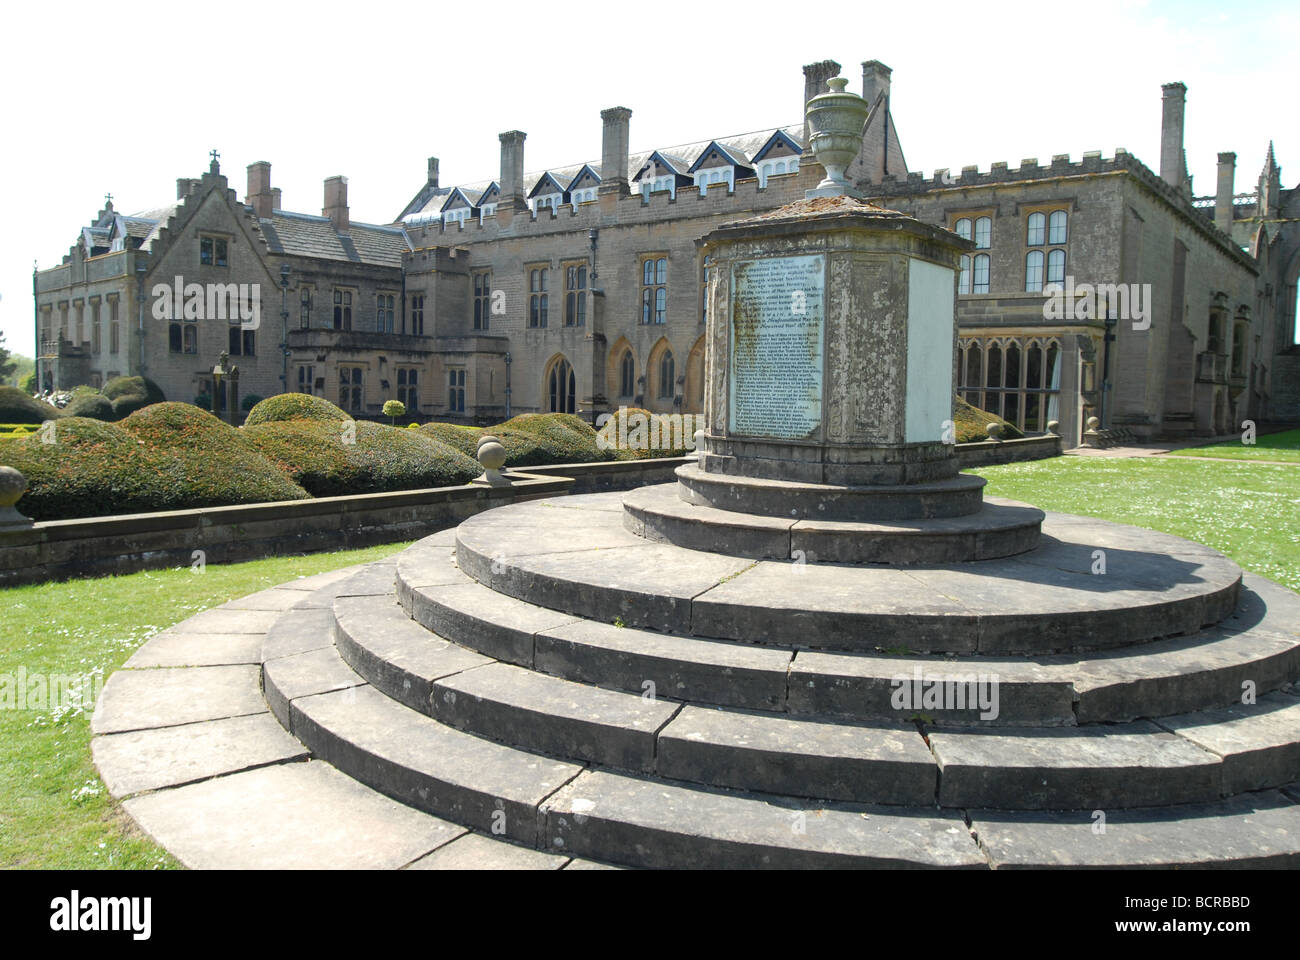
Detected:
left=0, top=459, right=697, bottom=587
left=955, top=435, right=1062, bottom=467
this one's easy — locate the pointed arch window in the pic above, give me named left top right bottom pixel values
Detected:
left=619, top=350, right=635, bottom=398
left=548, top=358, right=576, bottom=414
left=658, top=350, right=675, bottom=399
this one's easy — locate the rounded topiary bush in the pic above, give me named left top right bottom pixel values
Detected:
left=244, top=392, right=351, bottom=426
left=497, top=413, right=613, bottom=464
left=101, top=376, right=165, bottom=419
left=953, top=396, right=1023, bottom=443
left=599, top=406, right=693, bottom=460
left=0, top=386, right=63, bottom=425
left=245, top=419, right=479, bottom=496
left=0, top=416, right=308, bottom=521
left=62, top=393, right=117, bottom=421
left=419, top=422, right=481, bottom=458
left=120, top=402, right=247, bottom=451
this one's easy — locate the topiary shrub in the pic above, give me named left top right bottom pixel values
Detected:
left=244, top=392, right=351, bottom=426
left=383, top=399, right=406, bottom=424
left=245, top=419, right=479, bottom=496
left=418, top=422, right=481, bottom=458
left=0, top=386, right=63, bottom=425
left=954, top=395, right=1024, bottom=443
left=0, top=416, right=308, bottom=521
left=497, top=413, right=613, bottom=464
left=598, top=406, right=695, bottom=460
left=120, top=402, right=249, bottom=452
left=101, top=376, right=166, bottom=419
left=62, top=393, right=116, bottom=421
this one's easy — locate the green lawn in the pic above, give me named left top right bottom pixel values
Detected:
left=972, top=456, right=1300, bottom=593
left=1164, top=428, right=1300, bottom=463
left=0, top=542, right=410, bottom=869
left=3, top=453, right=1297, bottom=869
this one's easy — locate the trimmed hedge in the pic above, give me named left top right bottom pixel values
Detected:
left=954, top=396, right=1024, bottom=443
left=0, top=386, right=63, bottom=425
left=244, top=393, right=351, bottom=426
left=120, top=402, right=251, bottom=452
left=244, top=419, right=480, bottom=496
left=62, top=393, right=116, bottom=421
left=0, top=415, right=309, bottom=521
left=599, top=407, right=695, bottom=460
left=498, top=413, right=614, bottom=464
left=101, top=376, right=165, bottom=419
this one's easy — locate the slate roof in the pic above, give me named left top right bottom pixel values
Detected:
left=257, top=209, right=411, bottom=267
left=399, top=123, right=801, bottom=220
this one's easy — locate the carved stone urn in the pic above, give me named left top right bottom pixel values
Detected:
left=806, top=77, right=870, bottom=195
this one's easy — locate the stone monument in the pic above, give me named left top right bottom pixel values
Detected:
left=628, top=77, right=1045, bottom=563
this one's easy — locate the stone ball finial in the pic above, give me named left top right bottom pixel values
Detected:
left=0, top=465, right=34, bottom=529
left=986, top=422, right=1003, bottom=441
left=1086, top=416, right=1100, bottom=431
left=474, top=436, right=510, bottom=486
left=1046, top=420, right=1060, bottom=436
left=692, top=429, right=705, bottom=457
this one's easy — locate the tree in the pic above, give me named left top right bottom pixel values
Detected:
left=0, top=330, right=16, bottom=385
left=383, top=399, right=406, bottom=425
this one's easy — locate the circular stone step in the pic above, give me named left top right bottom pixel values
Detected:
left=451, top=491, right=1243, bottom=655
left=624, top=482, right=1042, bottom=563
left=676, top=462, right=987, bottom=520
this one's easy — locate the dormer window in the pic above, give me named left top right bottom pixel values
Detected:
left=531, top=193, right=561, bottom=213
left=757, top=157, right=800, bottom=188
left=479, top=203, right=497, bottom=222
left=639, top=175, right=676, bottom=199
left=443, top=207, right=470, bottom=228
left=695, top=167, right=734, bottom=196
left=571, top=188, right=597, bottom=205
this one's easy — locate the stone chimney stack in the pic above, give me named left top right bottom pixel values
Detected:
left=599, top=107, right=632, bottom=196
left=861, top=60, right=891, bottom=107
left=176, top=178, right=198, bottom=200
left=1215, top=152, right=1236, bottom=235
left=802, top=60, right=841, bottom=153
left=427, top=157, right=439, bottom=189
left=1159, top=82, right=1187, bottom=188
left=271, top=187, right=281, bottom=211
left=247, top=161, right=274, bottom=218
left=499, top=131, right=527, bottom=208
left=323, top=175, right=349, bottom=231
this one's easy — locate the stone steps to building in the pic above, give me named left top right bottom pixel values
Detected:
left=393, top=552, right=1299, bottom=726
left=330, top=587, right=1300, bottom=810
left=256, top=581, right=1300, bottom=866
left=449, top=493, right=1243, bottom=655
left=623, top=481, right=1044, bottom=563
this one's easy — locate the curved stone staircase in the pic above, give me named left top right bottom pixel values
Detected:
left=236, top=488, right=1300, bottom=868
left=92, top=486, right=1300, bottom=868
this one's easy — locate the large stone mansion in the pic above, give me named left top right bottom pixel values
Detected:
left=32, top=58, right=1300, bottom=446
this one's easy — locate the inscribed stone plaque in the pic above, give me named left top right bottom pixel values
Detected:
left=728, top=254, right=825, bottom=440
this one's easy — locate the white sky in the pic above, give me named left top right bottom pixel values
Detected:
left=2, top=0, right=1295, bottom=358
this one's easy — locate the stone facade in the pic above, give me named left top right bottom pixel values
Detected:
left=32, top=59, right=1298, bottom=445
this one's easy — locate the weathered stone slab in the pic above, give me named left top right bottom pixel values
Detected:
left=930, top=721, right=1223, bottom=809
left=789, top=649, right=1076, bottom=724
left=404, top=579, right=580, bottom=667
left=262, top=647, right=366, bottom=731
left=395, top=544, right=474, bottom=590
left=220, top=588, right=310, bottom=612
left=262, top=607, right=334, bottom=661
left=693, top=561, right=978, bottom=652
left=91, top=665, right=266, bottom=734
left=535, top=618, right=793, bottom=710
left=123, top=760, right=465, bottom=869
left=275, top=565, right=366, bottom=592
left=126, top=630, right=264, bottom=668
left=291, top=684, right=583, bottom=846
left=972, top=790, right=1300, bottom=868
left=431, top=662, right=681, bottom=771
left=93, top=712, right=308, bottom=798
left=657, top=706, right=936, bottom=804
left=406, top=832, right=568, bottom=870
left=333, top=562, right=397, bottom=598
left=333, top=594, right=491, bottom=714
left=1160, top=693, right=1300, bottom=795
left=541, top=770, right=986, bottom=869
left=167, top=607, right=282, bottom=635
